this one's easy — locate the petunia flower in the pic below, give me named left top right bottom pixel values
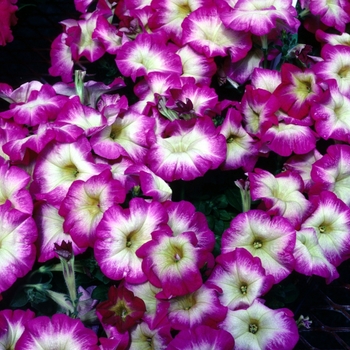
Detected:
left=294, top=227, right=339, bottom=283
left=219, top=0, right=300, bottom=36
left=313, top=44, right=350, bottom=98
left=146, top=116, right=226, bottom=182
left=251, top=67, right=281, bottom=93
left=97, top=285, right=146, bottom=333
left=218, top=107, right=259, bottom=171
left=129, top=322, right=172, bottom=350
left=32, top=136, right=110, bottom=205
left=15, top=313, right=99, bottom=349
left=249, top=168, right=311, bottom=227
left=0, top=0, right=17, bottom=46
left=221, top=210, right=296, bottom=283
left=94, top=198, right=169, bottom=283
left=207, top=248, right=274, bottom=311
left=166, top=283, right=227, bottom=330
left=59, top=170, right=125, bottom=247
left=167, top=325, right=235, bottom=350
left=220, top=300, right=299, bottom=350
left=137, top=230, right=205, bottom=299
left=116, top=32, right=182, bottom=81
left=309, top=144, right=350, bottom=207
left=0, top=202, right=37, bottom=294
left=310, top=79, right=350, bottom=142
left=301, top=191, right=350, bottom=267
left=182, top=5, right=252, bottom=60
left=0, top=309, right=35, bottom=349
left=273, top=63, right=321, bottom=119
left=0, top=162, right=32, bottom=214
left=90, top=110, right=155, bottom=164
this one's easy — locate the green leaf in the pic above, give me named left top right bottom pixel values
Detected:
left=92, top=284, right=109, bottom=301
left=213, top=194, right=228, bottom=209
left=219, top=210, right=234, bottom=221
left=10, top=288, right=29, bottom=308
left=226, top=188, right=242, bottom=212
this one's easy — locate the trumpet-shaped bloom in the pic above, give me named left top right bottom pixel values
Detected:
left=90, top=110, right=155, bottom=164
left=0, top=309, right=35, bottom=350
left=220, top=300, right=299, bottom=350
left=15, top=314, right=99, bottom=350
left=137, top=230, right=205, bottom=299
left=147, top=117, right=226, bottom=182
left=207, top=248, right=274, bottom=311
left=220, top=0, right=300, bottom=36
left=32, top=137, right=109, bottom=205
left=273, top=63, right=321, bottom=119
left=94, top=198, right=169, bottom=283
left=310, top=144, right=350, bottom=207
left=218, top=107, right=259, bottom=171
left=301, top=191, right=350, bottom=267
left=167, top=284, right=227, bottom=330
left=34, top=202, right=86, bottom=262
left=167, top=325, right=235, bottom=350
left=182, top=6, right=252, bottom=60
left=294, top=227, right=339, bottom=283
left=0, top=203, right=37, bottom=293
left=221, top=210, right=296, bottom=283
left=249, top=168, right=311, bottom=227
left=97, top=285, right=146, bottom=333
left=59, top=170, right=126, bottom=248
left=0, top=163, right=32, bottom=214
left=311, top=79, right=350, bottom=142
left=116, top=33, right=182, bottom=81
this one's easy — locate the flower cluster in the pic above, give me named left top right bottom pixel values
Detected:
left=1, top=0, right=350, bottom=348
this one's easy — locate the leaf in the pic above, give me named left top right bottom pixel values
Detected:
left=92, top=284, right=109, bottom=301
left=226, top=188, right=242, bottom=212
left=10, top=288, right=29, bottom=308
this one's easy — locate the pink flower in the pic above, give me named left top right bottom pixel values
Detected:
left=146, top=117, right=226, bottom=182
left=220, top=300, right=299, bottom=350
left=167, top=325, right=235, bottom=350
left=15, top=314, right=99, bottom=349
left=0, top=202, right=37, bottom=294
left=0, top=0, right=17, bottom=46
left=222, top=210, right=296, bottom=283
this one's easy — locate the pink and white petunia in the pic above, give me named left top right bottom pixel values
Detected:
left=207, top=248, right=274, bottom=311
left=15, top=314, right=99, bottom=350
left=55, top=96, right=107, bottom=137
left=294, top=227, right=339, bottom=283
left=176, top=44, right=217, bottom=85
left=0, top=0, right=18, bottom=46
left=249, top=168, right=311, bottom=227
left=90, top=110, right=155, bottom=163
left=220, top=0, right=300, bottom=36
left=34, top=202, right=86, bottom=262
left=137, top=230, right=206, bottom=299
left=116, top=32, right=182, bottom=81
left=220, top=300, right=299, bottom=350
left=94, top=198, right=169, bottom=283
left=273, top=63, right=321, bottom=119
left=32, top=136, right=109, bottom=205
left=124, top=280, right=170, bottom=329
left=301, top=191, right=350, bottom=267
left=167, top=283, right=227, bottom=330
left=0, top=84, right=68, bottom=126
left=182, top=6, right=252, bottom=60
left=0, top=202, right=37, bottom=294
left=162, top=200, right=215, bottom=252
left=218, top=107, right=259, bottom=171
left=125, top=164, right=172, bottom=202
left=59, top=170, right=126, bottom=248
left=310, top=79, right=350, bottom=142
left=147, top=117, right=226, bottom=182
left=0, top=162, right=32, bottom=214
left=314, top=44, right=350, bottom=98
left=310, top=144, right=350, bottom=207
left=315, top=30, right=350, bottom=47
left=167, top=325, right=235, bottom=350
left=308, top=0, right=350, bottom=32
left=251, top=67, right=281, bottom=93
left=0, top=309, right=36, bottom=349
left=129, top=322, right=172, bottom=350
left=221, top=210, right=296, bottom=283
